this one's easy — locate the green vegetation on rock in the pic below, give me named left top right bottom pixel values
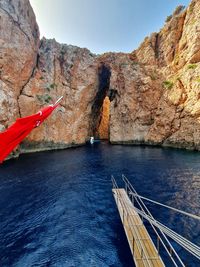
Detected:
left=163, top=80, right=174, bottom=89
left=195, top=77, right=200, bottom=83
left=36, top=94, right=52, bottom=104
left=173, top=5, right=185, bottom=16
left=165, top=5, right=185, bottom=23
left=187, top=64, right=197, bottom=70
left=46, top=83, right=57, bottom=92
left=165, top=15, right=172, bottom=23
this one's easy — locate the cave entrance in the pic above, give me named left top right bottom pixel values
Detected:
left=91, top=64, right=111, bottom=140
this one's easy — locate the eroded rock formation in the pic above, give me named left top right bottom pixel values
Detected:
left=19, top=38, right=99, bottom=151
left=101, top=1, right=200, bottom=150
left=0, top=0, right=39, bottom=128
left=135, top=1, right=200, bottom=150
left=0, top=0, right=200, bottom=158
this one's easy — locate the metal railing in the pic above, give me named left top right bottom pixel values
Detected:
left=112, top=174, right=200, bottom=266
left=112, top=176, right=162, bottom=267
left=122, top=174, right=185, bottom=266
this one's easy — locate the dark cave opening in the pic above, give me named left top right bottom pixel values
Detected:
left=91, top=64, right=111, bottom=139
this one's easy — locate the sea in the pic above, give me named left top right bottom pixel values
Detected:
left=0, top=142, right=199, bottom=266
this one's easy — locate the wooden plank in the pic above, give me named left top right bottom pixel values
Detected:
left=113, top=188, right=165, bottom=267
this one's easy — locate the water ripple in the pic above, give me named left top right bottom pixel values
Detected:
left=0, top=143, right=200, bottom=266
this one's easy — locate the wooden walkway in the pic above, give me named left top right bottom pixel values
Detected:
left=112, top=188, right=165, bottom=267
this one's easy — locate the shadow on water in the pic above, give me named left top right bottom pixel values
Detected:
left=0, top=142, right=200, bottom=266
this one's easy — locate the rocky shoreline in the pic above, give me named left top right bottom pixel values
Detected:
left=1, top=0, right=200, bottom=160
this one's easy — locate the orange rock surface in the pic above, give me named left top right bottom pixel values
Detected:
left=1, top=0, right=200, bottom=157
left=98, top=96, right=110, bottom=139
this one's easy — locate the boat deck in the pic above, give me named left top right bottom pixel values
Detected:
left=112, top=188, right=165, bottom=267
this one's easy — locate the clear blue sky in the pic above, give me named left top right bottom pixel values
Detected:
left=30, top=0, right=191, bottom=54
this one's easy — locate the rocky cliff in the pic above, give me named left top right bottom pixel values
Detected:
left=0, top=0, right=39, bottom=127
left=19, top=38, right=99, bottom=152
left=0, top=0, right=200, bottom=158
left=0, top=0, right=39, bottom=157
left=135, top=1, right=200, bottom=150
left=107, top=1, right=200, bottom=150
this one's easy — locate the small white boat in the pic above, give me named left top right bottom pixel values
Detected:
left=90, top=137, right=94, bottom=144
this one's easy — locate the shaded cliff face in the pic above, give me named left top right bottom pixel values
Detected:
left=0, top=0, right=200, bottom=156
left=90, top=64, right=111, bottom=138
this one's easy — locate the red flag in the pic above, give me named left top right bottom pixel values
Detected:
left=0, top=104, right=59, bottom=163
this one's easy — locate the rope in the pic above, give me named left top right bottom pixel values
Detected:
left=112, top=175, right=200, bottom=265
left=130, top=192, right=200, bottom=221
left=123, top=176, right=185, bottom=267
left=134, top=206, right=200, bottom=259
left=114, top=189, right=200, bottom=261
left=123, top=177, right=200, bottom=258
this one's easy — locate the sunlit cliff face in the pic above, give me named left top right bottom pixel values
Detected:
left=97, top=96, right=110, bottom=140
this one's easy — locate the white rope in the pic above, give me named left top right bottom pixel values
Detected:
left=115, top=191, right=200, bottom=260
left=133, top=205, right=200, bottom=260
left=54, top=96, right=63, bottom=106
left=112, top=175, right=200, bottom=264
left=129, top=192, right=200, bottom=221
left=113, top=176, right=182, bottom=266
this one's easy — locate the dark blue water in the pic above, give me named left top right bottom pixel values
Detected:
left=0, top=143, right=200, bottom=267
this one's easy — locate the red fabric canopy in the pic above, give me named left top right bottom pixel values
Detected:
left=0, top=104, right=59, bottom=163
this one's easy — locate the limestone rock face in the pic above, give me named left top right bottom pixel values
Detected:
left=95, top=0, right=200, bottom=150
left=100, top=53, right=163, bottom=144
left=141, top=0, right=200, bottom=150
left=0, top=0, right=39, bottom=91
left=18, top=38, right=99, bottom=151
left=0, top=0, right=39, bottom=133
left=1, top=0, right=200, bottom=157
